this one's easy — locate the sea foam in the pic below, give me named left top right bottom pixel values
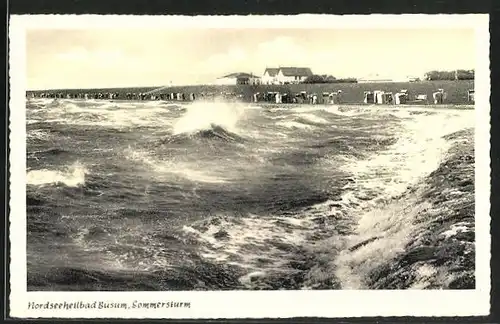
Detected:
left=27, top=161, right=87, bottom=187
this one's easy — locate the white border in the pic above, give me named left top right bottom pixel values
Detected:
left=9, top=14, right=491, bottom=319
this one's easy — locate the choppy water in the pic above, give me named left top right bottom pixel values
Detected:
left=26, top=98, right=475, bottom=291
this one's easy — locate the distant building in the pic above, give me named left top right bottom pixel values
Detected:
left=276, top=67, right=313, bottom=84
left=262, top=68, right=280, bottom=85
left=262, top=67, right=313, bottom=85
left=357, top=74, right=394, bottom=83
left=214, top=72, right=261, bottom=85
left=406, top=76, right=421, bottom=82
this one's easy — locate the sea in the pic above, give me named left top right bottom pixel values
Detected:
left=25, top=98, right=475, bottom=291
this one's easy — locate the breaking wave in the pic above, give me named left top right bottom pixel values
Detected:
left=276, top=120, right=314, bottom=130
left=294, top=113, right=329, bottom=125
left=164, top=124, right=246, bottom=144
left=27, top=161, right=87, bottom=187
left=172, top=101, right=246, bottom=135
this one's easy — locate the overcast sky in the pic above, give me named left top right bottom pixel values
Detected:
left=26, top=28, right=475, bottom=90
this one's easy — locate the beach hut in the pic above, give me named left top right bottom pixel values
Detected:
left=374, top=90, right=385, bottom=104
left=258, top=92, right=266, bottom=102
left=328, top=90, right=342, bottom=104
left=395, top=93, right=406, bottom=105
left=293, top=92, right=304, bottom=104
left=322, top=92, right=330, bottom=104
left=364, top=91, right=375, bottom=104
left=415, top=94, right=428, bottom=103
left=433, top=89, right=445, bottom=104
left=383, top=92, right=394, bottom=104
left=328, top=93, right=335, bottom=104
left=312, top=94, right=318, bottom=105
left=275, top=92, right=282, bottom=104
left=400, top=89, right=409, bottom=99
left=468, top=89, right=475, bottom=102
left=336, top=90, right=343, bottom=104
left=282, top=93, right=293, bottom=104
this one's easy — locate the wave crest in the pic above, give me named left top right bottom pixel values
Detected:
left=164, top=124, right=245, bottom=144
left=172, top=101, right=246, bottom=135
left=27, top=162, right=87, bottom=187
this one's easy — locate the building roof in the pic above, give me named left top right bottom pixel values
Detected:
left=263, top=68, right=280, bottom=77
left=219, top=72, right=259, bottom=79
left=278, top=67, right=313, bottom=77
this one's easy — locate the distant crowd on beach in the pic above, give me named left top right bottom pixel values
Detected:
left=27, top=87, right=475, bottom=106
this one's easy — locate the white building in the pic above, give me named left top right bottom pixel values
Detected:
left=276, top=67, right=313, bottom=84
left=262, top=68, right=280, bottom=85
left=214, top=72, right=261, bottom=85
left=262, top=67, right=313, bottom=85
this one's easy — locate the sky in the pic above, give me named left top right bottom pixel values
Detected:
left=26, top=28, right=476, bottom=90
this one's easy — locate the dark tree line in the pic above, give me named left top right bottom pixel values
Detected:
left=303, top=69, right=474, bottom=84
left=303, top=74, right=357, bottom=84
left=425, top=69, right=474, bottom=81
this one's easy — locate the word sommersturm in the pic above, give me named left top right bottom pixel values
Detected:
left=27, top=301, right=191, bottom=310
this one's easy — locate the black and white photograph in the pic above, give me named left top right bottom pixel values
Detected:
left=9, top=14, right=490, bottom=319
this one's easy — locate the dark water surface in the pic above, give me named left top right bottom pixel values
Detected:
left=26, top=98, right=474, bottom=291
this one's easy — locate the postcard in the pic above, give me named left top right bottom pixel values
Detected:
left=9, top=14, right=490, bottom=318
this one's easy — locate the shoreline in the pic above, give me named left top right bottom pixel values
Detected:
left=29, top=98, right=475, bottom=111
left=27, top=80, right=475, bottom=105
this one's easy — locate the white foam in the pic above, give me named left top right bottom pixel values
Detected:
left=340, top=109, right=474, bottom=199
left=182, top=214, right=312, bottom=275
left=291, top=105, right=324, bottom=113
left=26, top=161, right=87, bottom=187
left=441, top=222, right=472, bottom=239
left=276, top=120, right=313, bottom=130
left=295, top=113, right=329, bottom=124
left=333, top=200, right=432, bottom=289
left=27, top=129, right=49, bottom=140
left=246, top=105, right=263, bottom=110
left=321, top=106, right=363, bottom=117
left=124, top=148, right=229, bottom=184
left=32, top=99, right=176, bottom=128
left=172, top=100, right=247, bottom=135
left=409, top=264, right=439, bottom=289
left=28, top=98, right=54, bottom=105
left=328, top=109, right=475, bottom=289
